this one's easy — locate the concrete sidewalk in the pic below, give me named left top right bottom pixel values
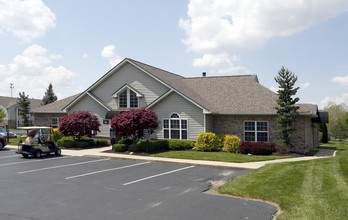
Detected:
left=6, top=145, right=336, bottom=170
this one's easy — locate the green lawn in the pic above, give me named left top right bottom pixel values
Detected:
left=218, top=141, right=348, bottom=219
left=151, top=151, right=293, bottom=163
left=7, top=137, right=21, bottom=145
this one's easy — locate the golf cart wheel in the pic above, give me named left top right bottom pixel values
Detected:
left=55, top=148, right=61, bottom=156
left=22, top=154, right=28, bottom=158
left=34, top=150, right=42, bottom=158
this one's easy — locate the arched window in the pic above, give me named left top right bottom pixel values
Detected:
left=163, top=113, right=188, bottom=140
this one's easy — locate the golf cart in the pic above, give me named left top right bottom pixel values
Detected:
left=16, top=126, right=61, bottom=158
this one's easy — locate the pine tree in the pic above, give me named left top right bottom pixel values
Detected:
left=41, top=83, right=57, bottom=105
left=17, top=92, right=31, bottom=126
left=319, top=123, right=329, bottom=143
left=274, top=67, right=300, bottom=148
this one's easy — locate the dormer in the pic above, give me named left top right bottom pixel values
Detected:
left=112, top=84, right=144, bottom=109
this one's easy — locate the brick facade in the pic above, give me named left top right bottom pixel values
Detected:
left=212, top=114, right=318, bottom=153
left=33, top=113, right=67, bottom=127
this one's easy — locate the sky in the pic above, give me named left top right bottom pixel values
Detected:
left=0, top=0, right=348, bottom=109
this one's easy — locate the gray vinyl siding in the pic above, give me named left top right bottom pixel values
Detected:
left=91, top=63, right=169, bottom=109
left=68, top=94, right=109, bottom=136
left=150, top=92, right=204, bottom=141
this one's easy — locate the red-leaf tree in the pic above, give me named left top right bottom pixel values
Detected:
left=58, top=111, right=101, bottom=140
left=111, top=108, right=159, bottom=142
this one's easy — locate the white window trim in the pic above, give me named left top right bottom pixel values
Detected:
left=118, top=89, right=139, bottom=109
left=51, top=117, right=60, bottom=128
left=163, top=113, right=188, bottom=140
left=243, top=121, right=269, bottom=142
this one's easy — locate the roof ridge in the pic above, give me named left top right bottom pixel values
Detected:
left=185, top=74, right=258, bottom=79
left=127, top=58, right=185, bottom=79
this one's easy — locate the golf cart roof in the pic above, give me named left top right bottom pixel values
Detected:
left=17, top=126, right=53, bottom=130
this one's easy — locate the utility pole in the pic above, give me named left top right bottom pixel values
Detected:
left=10, top=83, right=14, bottom=97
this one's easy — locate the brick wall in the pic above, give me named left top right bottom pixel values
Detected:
left=33, top=113, right=67, bottom=127
left=212, top=114, right=318, bottom=152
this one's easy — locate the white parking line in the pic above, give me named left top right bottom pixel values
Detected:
left=0, top=156, right=74, bottom=167
left=19, top=158, right=110, bottom=174
left=0, top=155, right=20, bottom=159
left=65, top=161, right=151, bottom=180
left=123, top=166, right=195, bottom=186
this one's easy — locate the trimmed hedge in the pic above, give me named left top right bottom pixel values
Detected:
left=215, top=134, right=226, bottom=150
left=118, top=138, right=133, bottom=146
left=222, top=135, right=241, bottom=153
left=57, top=136, right=109, bottom=148
left=121, top=139, right=195, bottom=153
left=113, top=144, right=128, bottom=152
left=239, top=141, right=276, bottom=155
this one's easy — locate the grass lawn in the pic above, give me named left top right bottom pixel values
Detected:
left=151, top=151, right=293, bottom=163
left=7, top=137, right=21, bottom=145
left=218, top=141, right=348, bottom=219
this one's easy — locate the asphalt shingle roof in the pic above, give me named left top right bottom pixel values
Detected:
left=0, top=96, right=41, bottom=109
left=31, top=94, right=80, bottom=113
left=32, top=58, right=318, bottom=116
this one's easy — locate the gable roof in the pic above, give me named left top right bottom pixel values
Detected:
left=0, top=96, right=41, bottom=109
left=31, top=93, right=80, bottom=113
left=59, top=58, right=318, bottom=116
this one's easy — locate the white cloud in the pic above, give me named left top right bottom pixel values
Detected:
left=193, top=53, right=249, bottom=74
left=299, top=82, right=310, bottom=89
left=0, top=0, right=56, bottom=41
left=331, top=75, right=348, bottom=86
left=0, top=44, right=75, bottom=98
left=269, top=86, right=278, bottom=93
left=101, top=45, right=122, bottom=67
left=319, top=93, right=348, bottom=109
left=50, top=54, right=63, bottom=60
left=82, top=53, right=88, bottom=59
left=180, top=0, right=348, bottom=53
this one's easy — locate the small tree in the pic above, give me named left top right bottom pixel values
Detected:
left=111, top=108, right=159, bottom=143
left=325, top=103, right=348, bottom=140
left=274, top=67, right=300, bottom=148
left=42, top=83, right=57, bottom=105
left=17, top=92, right=31, bottom=126
left=58, top=111, right=101, bottom=140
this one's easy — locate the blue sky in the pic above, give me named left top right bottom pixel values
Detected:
left=0, top=0, right=348, bottom=109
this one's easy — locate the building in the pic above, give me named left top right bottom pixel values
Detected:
left=0, top=96, right=41, bottom=128
left=32, top=58, right=327, bottom=152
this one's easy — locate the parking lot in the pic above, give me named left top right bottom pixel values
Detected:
left=0, top=149, right=277, bottom=220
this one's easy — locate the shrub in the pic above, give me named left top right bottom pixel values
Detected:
left=113, top=144, right=128, bottom=152
left=215, top=134, right=226, bottom=150
left=195, top=132, right=218, bottom=151
left=239, top=141, right=253, bottom=154
left=53, top=128, right=64, bottom=141
left=94, top=139, right=109, bottom=146
left=167, top=140, right=194, bottom=150
left=155, top=140, right=169, bottom=150
left=128, top=144, right=143, bottom=152
left=75, top=141, right=90, bottom=148
left=118, top=138, right=133, bottom=146
left=57, top=139, right=75, bottom=148
left=222, top=135, right=241, bottom=153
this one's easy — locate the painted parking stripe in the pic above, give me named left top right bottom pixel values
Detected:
left=65, top=161, right=151, bottom=180
left=123, top=166, right=195, bottom=186
left=0, top=155, right=20, bottom=159
left=0, top=156, right=74, bottom=167
left=18, top=158, right=110, bottom=174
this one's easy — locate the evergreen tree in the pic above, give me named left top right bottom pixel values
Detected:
left=274, top=66, right=300, bottom=148
left=17, top=92, right=31, bottom=126
left=41, top=83, right=57, bottom=105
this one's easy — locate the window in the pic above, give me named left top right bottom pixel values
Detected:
left=163, top=113, right=188, bottom=140
left=51, top=117, right=60, bottom=128
left=244, top=121, right=268, bottom=142
left=118, top=89, right=138, bottom=108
